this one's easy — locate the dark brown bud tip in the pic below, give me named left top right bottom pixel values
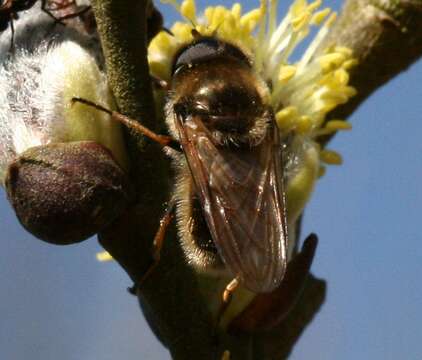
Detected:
left=5, top=141, right=132, bottom=245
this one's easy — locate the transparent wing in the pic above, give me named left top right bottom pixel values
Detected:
left=175, top=114, right=288, bottom=293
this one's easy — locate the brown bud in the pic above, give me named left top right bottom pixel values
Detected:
left=5, top=141, right=132, bottom=245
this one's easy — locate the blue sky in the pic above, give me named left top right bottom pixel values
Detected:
left=1, top=1, right=421, bottom=359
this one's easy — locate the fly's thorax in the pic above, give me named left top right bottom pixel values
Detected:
left=166, top=38, right=273, bottom=147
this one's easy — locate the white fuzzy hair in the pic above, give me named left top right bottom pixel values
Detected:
left=0, top=2, right=127, bottom=182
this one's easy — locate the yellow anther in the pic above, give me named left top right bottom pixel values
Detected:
left=334, top=46, right=353, bottom=57
left=96, top=251, right=113, bottom=262
left=319, top=52, right=346, bottom=72
left=276, top=106, right=299, bottom=131
left=180, top=0, right=196, bottom=21
left=311, top=8, right=330, bottom=25
left=343, top=86, right=357, bottom=98
left=320, top=149, right=343, bottom=165
left=292, top=12, right=311, bottom=31
left=343, top=59, right=358, bottom=70
left=325, top=120, right=352, bottom=131
left=231, top=3, right=242, bottom=20
left=278, top=65, right=297, bottom=82
left=325, top=12, right=337, bottom=27
left=240, top=8, right=262, bottom=27
left=334, top=68, right=350, bottom=85
left=296, top=115, right=313, bottom=134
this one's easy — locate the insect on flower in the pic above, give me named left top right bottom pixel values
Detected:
left=79, top=0, right=357, bottom=324
left=167, top=34, right=289, bottom=293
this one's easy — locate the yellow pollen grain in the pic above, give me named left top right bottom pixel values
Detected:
left=276, top=106, right=299, bottom=131
left=290, top=0, right=307, bottom=16
left=231, top=3, right=242, bottom=20
left=334, top=68, right=350, bottom=85
left=319, top=53, right=346, bottom=72
left=204, top=7, right=214, bottom=22
left=291, top=12, right=311, bottom=32
left=343, top=59, right=358, bottom=70
left=321, top=90, right=349, bottom=104
left=321, top=100, right=338, bottom=113
left=325, top=12, right=337, bottom=27
left=278, top=65, right=297, bottom=82
left=240, top=8, right=262, bottom=28
left=180, top=0, right=196, bottom=21
left=97, top=251, right=113, bottom=262
left=325, top=119, right=352, bottom=131
left=296, top=115, right=312, bottom=134
left=335, top=46, right=353, bottom=57
left=343, top=86, right=357, bottom=97
left=311, top=8, right=330, bottom=25
left=320, top=149, right=343, bottom=165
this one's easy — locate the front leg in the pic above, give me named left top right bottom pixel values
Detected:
left=71, top=97, right=181, bottom=152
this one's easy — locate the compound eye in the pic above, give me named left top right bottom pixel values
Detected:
left=172, top=37, right=250, bottom=75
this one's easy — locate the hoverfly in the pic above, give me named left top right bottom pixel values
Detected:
left=74, top=33, right=316, bottom=301
left=165, top=35, right=288, bottom=294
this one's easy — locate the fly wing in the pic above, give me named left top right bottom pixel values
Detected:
left=175, top=114, right=288, bottom=293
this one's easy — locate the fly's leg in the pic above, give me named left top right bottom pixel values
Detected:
left=139, top=200, right=175, bottom=285
left=127, top=200, right=176, bottom=295
left=221, top=350, right=231, bottom=360
left=223, top=278, right=240, bottom=304
left=71, top=97, right=181, bottom=152
left=216, top=277, right=240, bottom=326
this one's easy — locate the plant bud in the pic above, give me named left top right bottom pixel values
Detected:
left=5, top=141, right=132, bottom=245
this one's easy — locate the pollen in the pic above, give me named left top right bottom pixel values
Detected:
left=326, top=119, right=352, bottom=131
left=320, top=149, right=343, bottom=165
left=278, top=65, right=297, bottom=83
left=96, top=251, right=113, bottom=262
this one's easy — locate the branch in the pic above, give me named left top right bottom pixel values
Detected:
left=91, top=1, right=218, bottom=358
left=90, top=0, right=422, bottom=359
left=318, top=0, right=422, bottom=144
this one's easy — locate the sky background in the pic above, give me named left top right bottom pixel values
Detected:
left=1, top=1, right=422, bottom=359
